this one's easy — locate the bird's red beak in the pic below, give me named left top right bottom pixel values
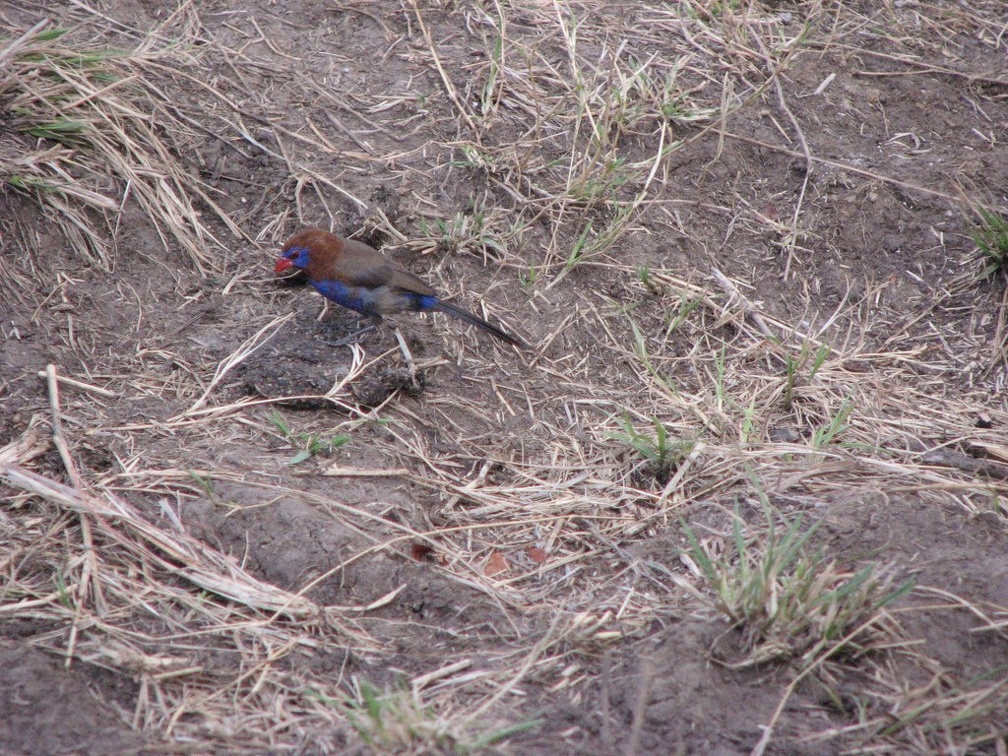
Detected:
left=274, top=257, right=294, bottom=275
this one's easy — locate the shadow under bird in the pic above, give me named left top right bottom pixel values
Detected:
left=274, top=228, right=526, bottom=348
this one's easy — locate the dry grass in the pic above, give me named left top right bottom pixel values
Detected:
left=2, top=1, right=1008, bottom=753
left=0, top=18, right=245, bottom=272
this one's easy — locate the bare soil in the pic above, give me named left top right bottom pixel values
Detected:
left=2, top=1, right=1007, bottom=754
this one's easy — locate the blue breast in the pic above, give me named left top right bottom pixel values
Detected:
left=313, top=279, right=381, bottom=315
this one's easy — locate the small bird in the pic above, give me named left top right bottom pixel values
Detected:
left=274, top=228, right=525, bottom=348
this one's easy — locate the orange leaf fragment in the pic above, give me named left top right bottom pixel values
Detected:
left=484, top=551, right=508, bottom=577
left=526, top=546, right=548, bottom=563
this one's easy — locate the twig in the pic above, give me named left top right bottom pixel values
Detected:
left=38, top=369, right=117, bottom=398
left=44, top=365, right=108, bottom=663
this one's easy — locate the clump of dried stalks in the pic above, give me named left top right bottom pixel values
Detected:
left=0, top=19, right=233, bottom=271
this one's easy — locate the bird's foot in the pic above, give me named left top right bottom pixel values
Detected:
left=323, top=321, right=379, bottom=347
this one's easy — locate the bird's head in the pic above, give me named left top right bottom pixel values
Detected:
left=274, top=244, right=310, bottom=275
left=275, top=228, right=337, bottom=277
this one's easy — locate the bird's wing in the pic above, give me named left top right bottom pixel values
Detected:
left=338, top=239, right=436, bottom=296
left=333, top=239, right=398, bottom=289
left=388, top=266, right=436, bottom=297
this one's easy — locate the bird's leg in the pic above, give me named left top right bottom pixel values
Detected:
left=324, top=315, right=382, bottom=347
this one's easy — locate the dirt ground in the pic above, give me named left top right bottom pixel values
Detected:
left=2, top=1, right=1007, bottom=754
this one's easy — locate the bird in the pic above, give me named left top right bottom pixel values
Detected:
left=274, top=228, right=525, bottom=348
